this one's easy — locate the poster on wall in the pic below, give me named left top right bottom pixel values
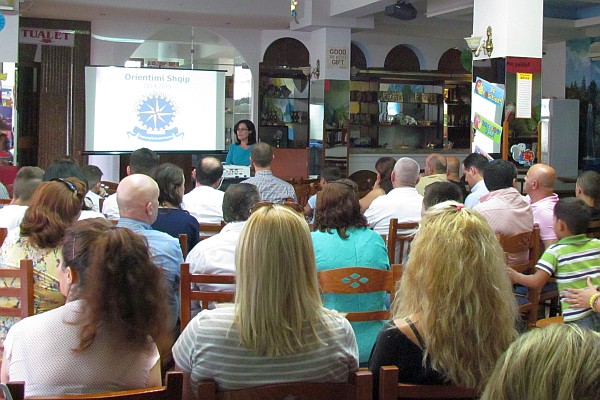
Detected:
left=471, top=77, right=505, bottom=155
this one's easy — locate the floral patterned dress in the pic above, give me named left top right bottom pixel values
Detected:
left=0, top=228, right=64, bottom=353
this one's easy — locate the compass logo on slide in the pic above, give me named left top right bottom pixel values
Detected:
left=128, top=94, right=184, bottom=142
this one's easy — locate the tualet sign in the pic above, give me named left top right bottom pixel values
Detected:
left=19, top=27, right=75, bottom=47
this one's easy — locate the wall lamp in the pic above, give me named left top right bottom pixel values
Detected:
left=310, top=59, right=320, bottom=80
left=464, top=26, right=494, bottom=58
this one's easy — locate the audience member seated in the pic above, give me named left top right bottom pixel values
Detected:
left=82, top=164, right=106, bottom=212
left=311, top=181, right=389, bottom=364
left=182, top=156, right=225, bottom=225
left=304, top=166, right=342, bottom=222
left=242, top=142, right=297, bottom=203
left=364, top=157, right=422, bottom=235
left=116, top=174, right=183, bottom=334
left=480, top=324, right=600, bottom=400
left=359, top=157, right=396, bottom=213
left=415, top=153, right=448, bottom=195
left=225, top=119, right=256, bottom=166
left=1, top=218, right=169, bottom=396
left=0, top=177, right=86, bottom=351
left=523, top=163, right=559, bottom=249
left=152, top=163, right=200, bottom=253
left=0, top=133, right=13, bottom=165
left=576, top=170, right=600, bottom=221
left=369, top=201, right=518, bottom=396
left=474, top=160, right=533, bottom=264
left=0, top=166, right=44, bottom=230
left=422, top=181, right=464, bottom=212
left=185, top=183, right=260, bottom=312
left=445, top=156, right=468, bottom=199
left=173, top=204, right=358, bottom=397
left=509, top=198, right=600, bottom=331
left=43, top=157, right=105, bottom=220
left=462, top=153, right=489, bottom=208
left=102, top=148, right=160, bottom=220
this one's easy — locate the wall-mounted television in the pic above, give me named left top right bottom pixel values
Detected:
left=85, top=66, right=226, bottom=153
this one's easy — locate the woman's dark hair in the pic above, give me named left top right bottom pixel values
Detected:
left=314, top=181, right=367, bottom=239
left=62, top=218, right=168, bottom=352
left=154, top=163, right=184, bottom=208
left=234, top=120, right=257, bottom=145
left=21, top=177, right=86, bottom=248
left=376, top=157, right=396, bottom=194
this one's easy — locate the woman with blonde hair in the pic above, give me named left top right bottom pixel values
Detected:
left=481, top=324, right=600, bottom=400
left=368, top=201, right=518, bottom=395
left=173, top=204, right=358, bottom=398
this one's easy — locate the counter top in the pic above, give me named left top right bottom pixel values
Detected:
left=349, top=147, right=471, bottom=155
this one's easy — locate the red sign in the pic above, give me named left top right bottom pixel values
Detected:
left=19, top=28, right=75, bottom=47
left=506, top=57, right=542, bottom=74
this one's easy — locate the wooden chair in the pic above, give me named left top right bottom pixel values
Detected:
left=179, top=263, right=235, bottom=330
left=534, top=315, right=564, bottom=328
left=587, top=219, right=600, bottom=239
left=0, top=226, right=8, bottom=247
left=197, top=370, right=373, bottom=400
left=0, top=259, right=34, bottom=320
left=387, top=219, right=419, bottom=265
left=379, top=366, right=478, bottom=400
left=199, top=222, right=225, bottom=241
left=178, top=234, right=189, bottom=258
left=317, top=265, right=402, bottom=322
left=497, top=225, right=541, bottom=327
left=8, top=371, right=183, bottom=400
left=293, top=182, right=312, bottom=207
left=99, top=180, right=118, bottom=196
left=0, top=198, right=11, bottom=205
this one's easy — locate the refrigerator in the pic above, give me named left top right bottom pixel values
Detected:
left=540, top=99, right=579, bottom=178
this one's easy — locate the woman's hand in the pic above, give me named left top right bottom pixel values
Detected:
left=563, top=277, right=600, bottom=310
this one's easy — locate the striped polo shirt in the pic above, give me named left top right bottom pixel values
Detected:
left=535, top=234, right=600, bottom=322
left=172, top=305, right=359, bottom=394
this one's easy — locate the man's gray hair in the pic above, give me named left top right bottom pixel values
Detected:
left=393, top=157, right=420, bottom=187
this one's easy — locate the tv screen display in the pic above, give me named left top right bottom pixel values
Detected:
left=85, top=66, right=226, bottom=152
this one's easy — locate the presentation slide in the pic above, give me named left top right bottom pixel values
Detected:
left=85, top=66, right=225, bottom=152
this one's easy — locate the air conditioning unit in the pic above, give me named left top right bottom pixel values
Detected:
left=384, top=1, right=417, bottom=21
left=590, top=41, right=600, bottom=61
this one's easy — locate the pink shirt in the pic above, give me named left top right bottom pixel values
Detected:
left=525, top=194, right=559, bottom=242
left=475, top=188, right=534, bottom=264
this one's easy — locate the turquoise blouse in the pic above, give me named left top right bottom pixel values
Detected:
left=225, top=144, right=252, bottom=166
left=311, top=227, right=390, bottom=363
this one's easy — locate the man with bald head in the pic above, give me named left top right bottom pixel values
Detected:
left=446, top=156, right=468, bottom=199
left=364, top=157, right=423, bottom=235
left=415, top=153, right=448, bottom=195
left=524, top=163, right=559, bottom=249
left=182, top=156, right=225, bottom=224
left=117, top=174, right=183, bottom=333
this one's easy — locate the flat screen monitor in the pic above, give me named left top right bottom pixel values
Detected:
left=85, top=66, right=226, bottom=152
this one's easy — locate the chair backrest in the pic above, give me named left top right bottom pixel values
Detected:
left=0, top=259, right=34, bottom=319
left=178, top=234, right=188, bottom=258
left=15, top=371, right=183, bottom=400
left=294, top=183, right=312, bottom=207
left=317, top=265, right=402, bottom=322
left=199, top=222, right=225, bottom=241
left=99, top=180, right=118, bottom=196
left=379, top=366, right=478, bottom=400
left=0, top=226, right=8, bottom=247
left=0, top=198, right=11, bottom=205
left=197, top=370, right=373, bottom=400
left=587, top=219, right=600, bottom=239
left=534, top=315, right=564, bottom=328
left=496, top=225, right=541, bottom=326
left=387, top=219, right=419, bottom=265
left=180, top=263, right=235, bottom=330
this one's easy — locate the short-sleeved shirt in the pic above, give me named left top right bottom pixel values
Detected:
left=242, top=170, right=297, bottom=204
left=364, top=187, right=422, bottom=235
left=225, top=144, right=252, bottom=166
left=0, top=230, right=64, bottom=351
left=4, top=300, right=160, bottom=397
left=535, top=234, right=600, bottom=323
left=182, top=186, right=225, bottom=225
left=172, top=305, right=359, bottom=393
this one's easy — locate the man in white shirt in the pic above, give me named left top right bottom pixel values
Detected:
left=462, top=153, right=489, bottom=208
left=102, top=148, right=160, bottom=220
left=0, top=166, right=44, bottom=230
left=182, top=156, right=225, bottom=224
left=185, top=183, right=260, bottom=312
left=364, top=157, right=423, bottom=235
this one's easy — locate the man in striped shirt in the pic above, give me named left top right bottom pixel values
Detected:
left=508, top=198, right=600, bottom=330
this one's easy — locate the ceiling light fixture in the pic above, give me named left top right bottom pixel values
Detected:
left=465, top=26, right=494, bottom=58
left=384, top=1, right=417, bottom=21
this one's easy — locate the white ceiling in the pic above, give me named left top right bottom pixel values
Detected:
left=17, top=0, right=600, bottom=45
